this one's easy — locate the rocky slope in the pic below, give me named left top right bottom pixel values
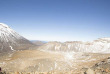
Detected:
left=0, top=50, right=110, bottom=74
left=81, top=57, right=110, bottom=74
left=0, top=23, right=34, bottom=53
left=37, top=38, right=110, bottom=53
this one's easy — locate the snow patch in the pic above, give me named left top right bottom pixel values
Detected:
left=9, top=46, right=14, bottom=50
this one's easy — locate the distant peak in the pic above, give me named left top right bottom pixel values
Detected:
left=0, top=23, right=33, bottom=53
left=99, top=38, right=110, bottom=40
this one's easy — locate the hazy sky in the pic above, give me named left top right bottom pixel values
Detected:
left=0, top=0, right=110, bottom=41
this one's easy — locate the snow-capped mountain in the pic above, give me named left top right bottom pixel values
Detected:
left=37, top=38, right=110, bottom=53
left=0, top=23, right=34, bottom=53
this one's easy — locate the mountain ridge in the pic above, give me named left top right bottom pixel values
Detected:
left=37, top=38, right=110, bottom=53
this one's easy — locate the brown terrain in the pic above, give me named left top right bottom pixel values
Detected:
left=0, top=49, right=110, bottom=74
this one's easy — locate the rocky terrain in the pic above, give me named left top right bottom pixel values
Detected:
left=37, top=38, right=110, bottom=53
left=81, top=57, right=110, bottom=74
left=0, top=49, right=110, bottom=74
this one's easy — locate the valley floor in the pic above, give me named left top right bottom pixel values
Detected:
left=0, top=50, right=110, bottom=74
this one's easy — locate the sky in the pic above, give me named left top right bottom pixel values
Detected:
left=0, top=0, right=110, bottom=42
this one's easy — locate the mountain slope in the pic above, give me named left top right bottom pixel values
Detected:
left=37, top=38, right=110, bottom=53
left=0, top=23, right=34, bottom=53
left=31, top=40, right=46, bottom=46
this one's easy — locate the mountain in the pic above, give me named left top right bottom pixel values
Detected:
left=31, top=40, right=47, bottom=46
left=37, top=38, right=110, bottom=53
left=0, top=23, right=34, bottom=53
